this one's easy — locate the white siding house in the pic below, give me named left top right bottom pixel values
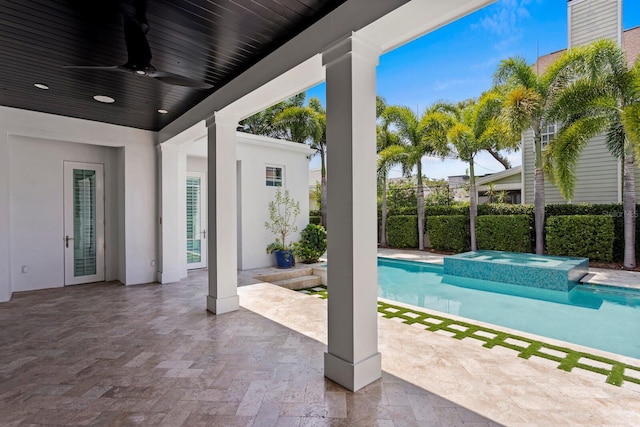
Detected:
left=515, top=0, right=640, bottom=205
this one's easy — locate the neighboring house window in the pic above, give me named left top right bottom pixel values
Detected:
left=266, top=166, right=283, bottom=187
left=540, top=123, right=557, bottom=149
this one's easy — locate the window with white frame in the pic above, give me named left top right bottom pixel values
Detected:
left=266, top=166, right=283, bottom=187
left=540, top=122, right=557, bottom=149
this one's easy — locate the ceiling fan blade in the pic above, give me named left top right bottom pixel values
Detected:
left=151, top=71, right=213, bottom=90
left=63, top=65, right=124, bottom=72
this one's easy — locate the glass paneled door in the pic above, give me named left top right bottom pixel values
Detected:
left=186, top=173, right=207, bottom=269
left=64, top=162, right=105, bottom=285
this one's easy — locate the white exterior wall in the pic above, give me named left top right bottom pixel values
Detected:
left=0, top=106, right=157, bottom=302
left=236, top=133, right=312, bottom=270
left=9, top=137, right=120, bottom=292
left=181, top=131, right=312, bottom=271
left=521, top=0, right=623, bottom=205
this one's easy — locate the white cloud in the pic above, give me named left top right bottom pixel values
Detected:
left=473, top=0, right=537, bottom=50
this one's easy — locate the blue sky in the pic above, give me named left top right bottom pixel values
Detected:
left=308, top=0, right=640, bottom=179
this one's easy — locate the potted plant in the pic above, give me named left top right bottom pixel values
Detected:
left=265, top=188, right=300, bottom=268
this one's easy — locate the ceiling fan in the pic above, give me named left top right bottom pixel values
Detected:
left=65, top=2, right=213, bottom=90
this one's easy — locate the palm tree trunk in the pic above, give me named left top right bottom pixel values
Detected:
left=533, top=134, right=545, bottom=255
left=416, top=162, right=425, bottom=250
left=623, top=154, right=636, bottom=269
left=381, top=176, right=388, bottom=247
left=320, top=149, right=327, bottom=229
left=469, top=161, right=477, bottom=251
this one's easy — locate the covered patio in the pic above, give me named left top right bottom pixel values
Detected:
left=1, top=270, right=638, bottom=425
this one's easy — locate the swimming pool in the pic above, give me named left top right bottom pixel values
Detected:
left=378, top=257, right=640, bottom=359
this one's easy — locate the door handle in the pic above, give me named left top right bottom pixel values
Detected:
left=202, top=229, right=206, bottom=239
left=65, top=235, right=74, bottom=248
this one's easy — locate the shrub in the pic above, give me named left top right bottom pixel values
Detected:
left=478, top=203, right=534, bottom=217
left=293, top=224, right=327, bottom=263
left=309, top=216, right=321, bottom=225
left=425, top=205, right=469, bottom=218
left=387, top=215, right=418, bottom=248
left=476, top=215, right=532, bottom=253
left=546, top=215, right=614, bottom=262
left=388, top=206, right=417, bottom=216
left=427, top=215, right=469, bottom=252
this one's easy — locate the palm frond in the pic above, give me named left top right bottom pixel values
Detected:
left=384, top=106, right=420, bottom=146
left=494, top=56, right=538, bottom=90
left=622, top=104, right=640, bottom=160
left=550, top=115, right=610, bottom=199
left=503, top=86, right=542, bottom=134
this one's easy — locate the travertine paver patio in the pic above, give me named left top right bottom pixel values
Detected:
left=0, top=272, right=497, bottom=426
left=2, top=254, right=640, bottom=426
left=242, top=282, right=640, bottom=426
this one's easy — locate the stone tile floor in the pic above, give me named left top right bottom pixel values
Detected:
left=0, top=273, right=497, bottom=427
left=2, top=260, right=640, bottom=426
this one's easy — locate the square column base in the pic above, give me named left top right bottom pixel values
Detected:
left=207, top=295, right=240, bottom=314
left=324, top=351, right=381, bottom=391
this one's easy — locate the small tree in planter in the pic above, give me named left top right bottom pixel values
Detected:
left=265, top=189, right=301, bottom=268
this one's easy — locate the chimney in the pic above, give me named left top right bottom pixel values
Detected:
left=567, top=0, right=622, bottom=48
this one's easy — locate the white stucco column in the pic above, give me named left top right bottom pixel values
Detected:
left=206, top=112, right=240, bottom=314
left=158, top=143, right=187, bottom=284
left=322, top=33, right=381, bottom=391
left=0, top=133, right=11, bottom=302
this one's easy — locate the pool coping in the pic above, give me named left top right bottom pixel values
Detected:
left=298, top=285, right=640, bottom=387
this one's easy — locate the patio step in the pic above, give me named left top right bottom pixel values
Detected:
left=271, top=275, right=323, bottom=290
left=255, top=268, right=314, bottom=283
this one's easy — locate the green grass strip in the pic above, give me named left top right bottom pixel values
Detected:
left=298, top=286, right=640, bottom=387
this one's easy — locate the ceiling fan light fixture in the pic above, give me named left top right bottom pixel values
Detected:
left=34, top=83, right=49, bottom=90
left=93, top=95, right=115, bottom=104
left=158, top=109, right=168, bottom=114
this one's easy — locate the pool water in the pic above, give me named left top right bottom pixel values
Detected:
left=378, top=257, right=640, bottom=359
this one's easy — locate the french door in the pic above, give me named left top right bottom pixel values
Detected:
left=186, top=173, right=207, bottom=269
left=63, top=162, right=105, bottom=285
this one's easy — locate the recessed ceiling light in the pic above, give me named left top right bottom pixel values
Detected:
left=34, top=83, right=49, bottom=90
left=158, top=109, right=168, bottom=114
left=93, top=95, right=115, bottom=104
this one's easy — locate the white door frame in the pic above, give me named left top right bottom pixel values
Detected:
left=187, top=172, right=207, bottom=269
left=63, top=161, right=105, bottom=285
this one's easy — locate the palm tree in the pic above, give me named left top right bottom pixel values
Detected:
left=307, top=98, right=328, bottom=228
left=446, top=92, right=517, bottom=250
left=238, top=93, right=306, bottom=137
left=272, top=101, right=323, bottom=145
left=494, top=51, right=582, bottom=254
left=272, top=97, right=327, bottom=227
left=385, top=104, right=451, bottom=250
left=376, top=99, right=403, bottom=247
left=545, top=39, right=640, bottom=268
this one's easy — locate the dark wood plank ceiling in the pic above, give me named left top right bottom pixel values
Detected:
left=0, top=0, right=346, bottom=131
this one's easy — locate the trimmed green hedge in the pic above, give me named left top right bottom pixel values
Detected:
left=387, top=215, right=418, bottom=248
left=309, top=216, right=321, bottom=225
left=546, top=215, right=615, bottom=262
left=387, top=206, right=416, bottom=216
left=427, top=215, right=469, bottom=252
left=425, top=205, right=469, bottom=217
left=477, top=215, right=532, bottom=253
